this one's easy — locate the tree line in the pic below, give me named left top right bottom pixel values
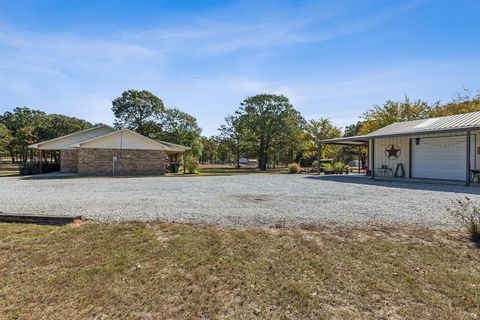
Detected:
left=202, top=90, right=480, bottom=171
left=0, top=108, right=92, bottom=163
left=1, top=89, right=479, bottom=169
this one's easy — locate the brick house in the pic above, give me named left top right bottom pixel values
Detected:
left=29, top=125, right=189, bottom=175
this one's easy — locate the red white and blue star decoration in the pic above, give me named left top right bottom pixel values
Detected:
left=385, top=144, right=400, bottom=159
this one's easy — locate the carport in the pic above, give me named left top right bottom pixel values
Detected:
left=317, top=136, right=369, bottom=176
left=319, top=111, right=480, bottom=185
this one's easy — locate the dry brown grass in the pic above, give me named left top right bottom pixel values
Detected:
left=0, top=222, right=479, bottom=319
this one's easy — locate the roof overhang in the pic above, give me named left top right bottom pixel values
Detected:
left=318, top=136, right=369, bottom=146
left=159, top=140, right=191, bottom=153
left=365, top=126, right=480, bottom=140
left=28, top=124, right=115, bottom=149
left=320, top=126, right=480, bottom=146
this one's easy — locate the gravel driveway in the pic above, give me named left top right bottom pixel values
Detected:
left=1, top=174, right=480, bottom=228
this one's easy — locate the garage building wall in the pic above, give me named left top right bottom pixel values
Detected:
left=373, top=130, right=480, bottom=180
left=373, top=136, right=410, bottom=177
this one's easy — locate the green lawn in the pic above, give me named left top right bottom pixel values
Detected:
left=0, top=222, right=479, bottom=319
left=0, top=170, right=19, bottom=176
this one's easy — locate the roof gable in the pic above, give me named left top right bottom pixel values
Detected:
left=29, top=125, right=115, bottom=150
left=71, top=129, right=174, bottom=151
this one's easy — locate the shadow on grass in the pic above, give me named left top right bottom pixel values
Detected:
left=0, top=214, right=80, bottom=226
left=470, top=234, right=480, bottom=248
left=305, top=175, right=480, bottom=195
left=0, top=174, right=20, bottom=178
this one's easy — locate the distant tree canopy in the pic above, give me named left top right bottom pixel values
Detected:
left=3, top=88, right=480, bottom=169
left=219, top=115, right=244, bottom=168
left=158, top=108, right=203, bottom=157
left=0, top=107, right=92, bottom=163
left=112, top=89, right=165, bottom=136
left=305, top=118, right=341, bottom=161
left=430, top=90, right=480, bottom=117
left=233, top=94, right=304, bottom=171
left=359, top=96, right=432, bottom=135
left=0, top=124, right=12, bottom=155
left=207, top=89, right=480, bottom=169
left=359, top=91, right=480, bottom=135
left=111, top=90, right=203, bottom=157
left=344, top=122, right=363, bottom=137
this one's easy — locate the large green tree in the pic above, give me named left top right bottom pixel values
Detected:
left=200, top=136, right=217, bottom=164
left=430, top=90, right=480, bottom=117
left=359, top=96, right=431, bottom=135
left=39, top=114, right=92, bottom=140
left=157, top=108, right=203, bottom=157
left=219, top=115, right=244, bottom=168
left=112, top=90, right=165, bottom=136
left=0, top=124, right=12, bottom=157
left=305, top=118, right=341, bottom=172
left=359, top=92, right=480, bottom=136
left=339, top=121, right=367, bottom=166
left=0, top=107, right=48, bottom=163
left=235, top=94, right=303, bottom=171
left=0, top=107, right=92, bottom=163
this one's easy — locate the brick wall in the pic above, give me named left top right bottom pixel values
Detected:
left=60, top=149, right=78, bottom=173
left=77, top=148, right=167, bottom=175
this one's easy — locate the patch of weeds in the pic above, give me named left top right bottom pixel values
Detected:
left=448, top=197, right=480, bottom=242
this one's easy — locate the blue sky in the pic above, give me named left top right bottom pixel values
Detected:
left=0, top=0, right=479, bottom=136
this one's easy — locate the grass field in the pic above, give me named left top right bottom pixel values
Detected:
left=196, top=164, right=284, bottom=176
left=0, top=163, right=19, bottom=176
left=0, top=221, right=479, bottom=319
left=0, top=171, right=19, bottom=176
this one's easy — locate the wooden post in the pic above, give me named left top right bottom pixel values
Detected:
left=358, top=146, right=361, bottom=174
left=38, top=149, right=43, bottom=174
left=466, top=131, right=471, bottom=186
left=183, top=152, right=186, bottom=174
left=317, top=143, right=322, bottom=174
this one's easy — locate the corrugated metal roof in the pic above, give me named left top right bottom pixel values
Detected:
left=366, top=111, right=480, bottom=138
left=318, top=111, right=480, bottom=145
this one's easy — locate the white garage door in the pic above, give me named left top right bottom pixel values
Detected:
left=411, top=135, right=475, bottom=181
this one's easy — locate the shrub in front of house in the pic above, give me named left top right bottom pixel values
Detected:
left=333, top=162, right=349, bottom=174
left=19, top=162, right=60, bottom=175
left=287, top=163, right=301, bottom=174
left=19, top=162, right=40, bottom=175
left=184, top=155, right=199, bottom=174
left=323, top=163, right=334, bottom=174
left=448, top=197, right=480, bottom=241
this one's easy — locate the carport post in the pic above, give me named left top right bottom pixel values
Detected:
left=466, top=131, right=471, bottom=186
left=317, top=143, right=322, bottom=174
left=357, top=146, right=361, bottom=174
left=38, top=149, right=43, bottom=174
